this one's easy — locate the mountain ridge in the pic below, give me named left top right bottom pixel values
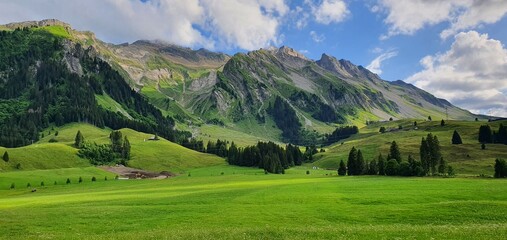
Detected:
left=0, top=19, right=480, bottom=145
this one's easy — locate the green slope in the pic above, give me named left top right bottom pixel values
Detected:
left=314, top=119, right=507, bottom=176
left=1, top=123, right=224, bottom=173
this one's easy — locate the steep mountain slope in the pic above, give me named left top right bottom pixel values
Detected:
left=0, top=19, right=477, bottom=146
left=0, top=20, right=188, bottom=147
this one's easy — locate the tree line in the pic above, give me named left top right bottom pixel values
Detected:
left=339, top=134, right=452, bottom=177
left=479, top=124, right=507, bottom=144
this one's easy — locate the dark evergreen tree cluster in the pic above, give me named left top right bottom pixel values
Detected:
left=227, top=142, right=304, bottom=174
left=267, top=96, right=302, bottom=144
left=206, top=139, right=229, bottom=157
left=478, top=124, right=507, bottom=144
left=0, top=28, right=190, bottom=147
left=344, top=138, right=447, bottom=177
left=181, top=138, right=205, bottom=152
left=289, top=91, right=345, bottom=123
left=495, top=159, right=507, bottom=178
left=478, top=125, right=493, bottom=143
left=325, top=126, right=358, bottom=145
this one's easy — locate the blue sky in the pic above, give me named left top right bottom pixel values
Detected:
left=1, top=0, right=507, bottom=116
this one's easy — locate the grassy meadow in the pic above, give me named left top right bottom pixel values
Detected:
left=1, top=166, right=507, bottom=239
left=315, top=119, right=507, bottom=176
left=1, top=121, right=507, bottom=239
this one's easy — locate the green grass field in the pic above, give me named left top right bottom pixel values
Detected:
left=1, top=166, right=506, bottom=239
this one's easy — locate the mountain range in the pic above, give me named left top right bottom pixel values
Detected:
left=0, top=19, right=478, bottom=146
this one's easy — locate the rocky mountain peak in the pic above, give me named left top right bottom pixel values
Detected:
left=276, top=46, right=309, bottom=60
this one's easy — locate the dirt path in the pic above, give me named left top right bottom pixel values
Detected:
left=100, top=166, right=174, bottom=179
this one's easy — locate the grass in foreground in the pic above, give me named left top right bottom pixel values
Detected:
left=0, top=166, right=506, bottom=239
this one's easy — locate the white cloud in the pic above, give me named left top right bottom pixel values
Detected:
left=366, top=50, right=398, bottom=75
left=307, top=0, right=350, bottom=24
left=0, top=0, right=288, bottom=51
left=375, top=0, right=507, bottom=39
left=406, top=31, right=507, bottom=117
left=309, top=31, right=325, bottom=43
left=290, top=6, right=310, bottom=29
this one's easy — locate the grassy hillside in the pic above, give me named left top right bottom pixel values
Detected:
left=1, top=167, right=506, bottom=239
left=1, top=123, right=224, bottom=173
left=314, top=119, right=507, bottom=175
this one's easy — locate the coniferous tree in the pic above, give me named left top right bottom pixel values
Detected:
left=385, top=159, right=399, bottom=176
left=121, top=136, right=131, bottom=160
left=368, top=159, right=378, bottom=175
left=420, top=137, right=430, bottom=174
left=228, top=142, right=239, bottom=165
left=387, top=141, right=401, bottom=163
left=429, top=134, right=441, bottom=174
left=478, top=125, right=493, bottom=143
left=338, top=160, right=347, bottom=176
left=2, top=151, right=9, bottom=162
left=74, top=130, right=84, bottom=148
left=356, top=150, right=365, bottom=175
left=452, top=130, right=463, bottom=144
left=494, top=159, right=507, bottom=178
left=496, top=124, right=507, bottom=144
left=440, top=119, right=445, bottom=126
left=109, top=131, right=123, bottom=154
left=347, top=147, right=357, bottom=176
left=378, top=154, right=386, bottom=175
left=437, top=157, right=446, bottom=175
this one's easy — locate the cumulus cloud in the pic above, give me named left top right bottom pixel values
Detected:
left=306, top=0, right=350, bottom=24
left=366, top=50, right=398, bottom=75
left=309, top=31, right=325, bottom=43
left=0, top=0, right=288, bottom=51
left=406, top=31, right=507, bottom=117
left=375, top=0, right=507, bottom=39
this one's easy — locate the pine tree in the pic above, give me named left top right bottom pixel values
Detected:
left=420, top=137, right=430, bottom=174
left=228, top=142, right=239, bottom=165
left=122, top=136, right=131, bottom=160
left=437, top=157, right=446, bottom=174
left=66, top=178, right=71, bottom=184
left=2, top=151, right=9, bottom=162
left=494, top=159, right=507, bottom=178
left=338, top=160, right=347, bottom=176
left=387, top=141, right=401, bottom=163
left=385, top=159, right=399, bottom=176
left=452, top=130, right=463, bottom=144
left=368, top=159, right=378, bottom=175
left=440, top=119, right=445, bottom=126
left=429, top=134, right=441, bottom=175
left=378, top=154, right=386, bottom=175
left=478, top=125, right=493, bottom=143
left=497, top=124, right=507, bottom=144
left=347, top=147, right=357, bottom=176
left=74, top=130, right=84, bottom=148
left=356, top=150, right=365, bottom=175
left=78, top=177, right=83, bottom=183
